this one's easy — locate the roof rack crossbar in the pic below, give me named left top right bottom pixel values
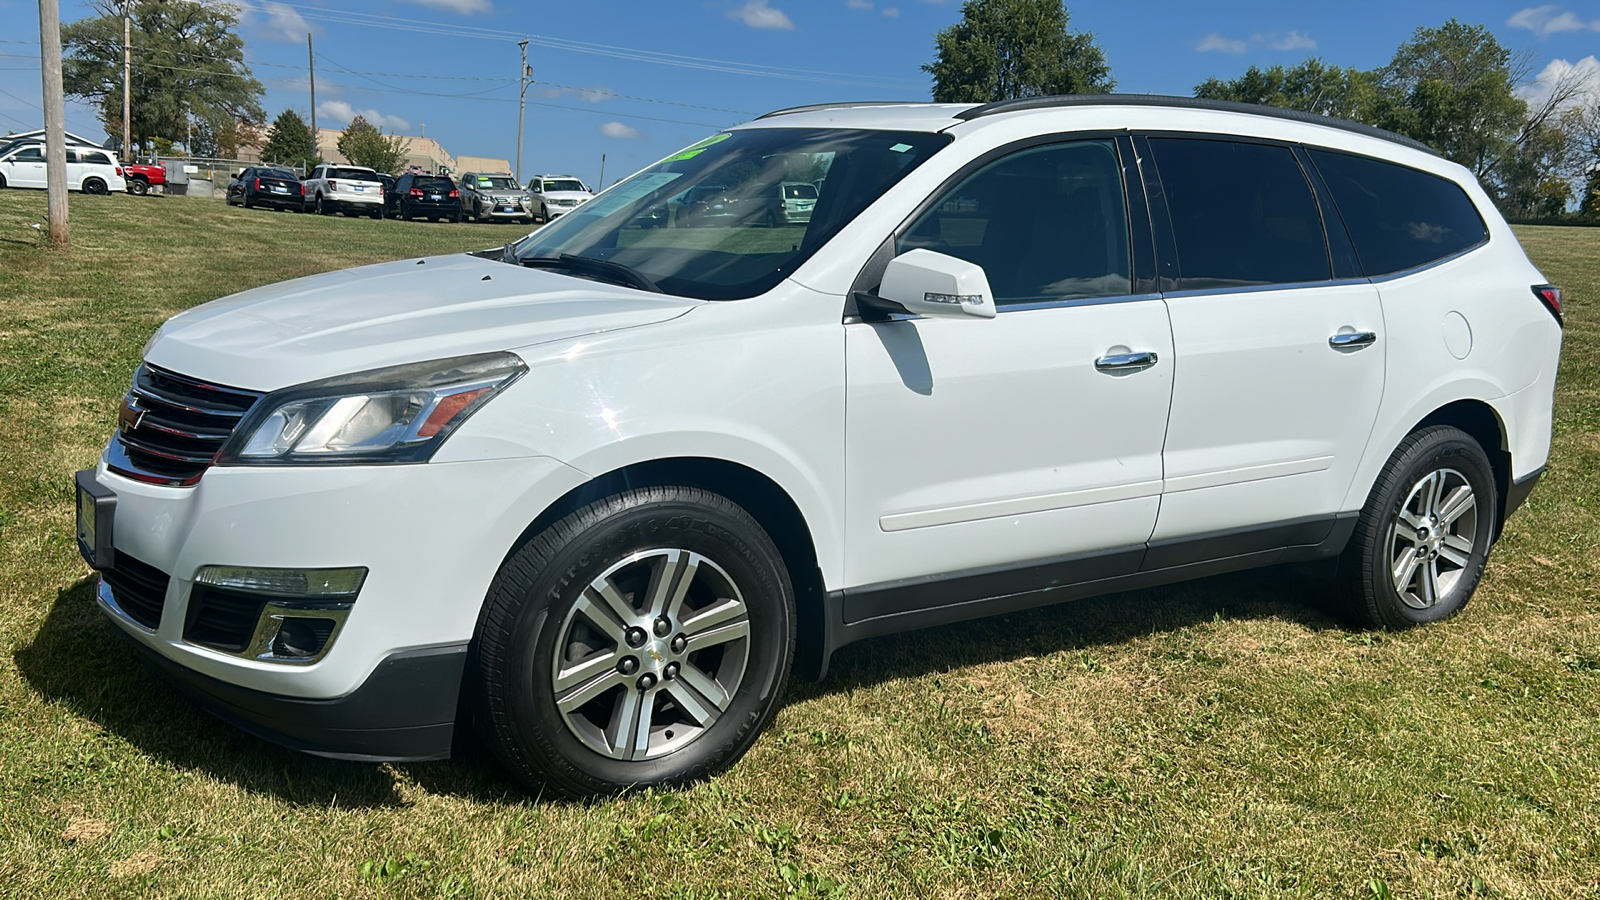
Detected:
left=954, top=94, right=1438, bottom=156
left=756, top=101, right=923, bottom=120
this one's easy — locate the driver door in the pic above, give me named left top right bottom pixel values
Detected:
left=843, top=138, right=1174, bottom=615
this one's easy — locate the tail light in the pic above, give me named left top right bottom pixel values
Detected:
left=254, top=178, right=261, bottom=191
left=327, top=179, right=337, bottom=191
left=115, top=166, right=123, bottom=176
left=1532, top=284, right=1563, bottom=326
left=448, top=189, right=459, bottom=198
left=409, top=187, right=424, bottom=197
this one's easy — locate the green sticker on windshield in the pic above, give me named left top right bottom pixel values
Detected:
left=663, top=133, right=731, bottom=162
left=889, top=143, right=913, bottom=153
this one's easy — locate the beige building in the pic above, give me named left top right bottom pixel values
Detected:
left=304, top=128, right=509, bottom=176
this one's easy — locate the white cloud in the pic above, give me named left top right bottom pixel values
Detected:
left=846, top=0, right=873, bottom=8
left=1198, top=31, right=1318, bottom=54
left=1197, top=33, right=1248, bottom=54
left=396, top=0, right=493, bottom=13
left=1508, top=5, right=1600, bottom=36
left=881, top=5, right=899, bottom=16
left=251, top=2, right=318, bottom=43
left=600, top=121, right=641, bottom=139
left=317, top=100, right=410, bottom=133
left=1269, top=30, right=1317, bottom=51
left=728, top=0, right=795, bottom=30
left=539, top=84, right=615, bottom=103
left=1518, top=55, right=1600, bottom=111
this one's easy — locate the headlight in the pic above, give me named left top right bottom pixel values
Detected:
left=215, top=352, right=526, bottom=466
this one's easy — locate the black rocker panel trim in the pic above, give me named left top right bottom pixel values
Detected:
left=816, top=513, right=1358, bottom=677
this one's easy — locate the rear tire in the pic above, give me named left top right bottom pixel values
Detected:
left=242, top=192, right=253, bottom=209
left=128, top=178, right=149, bottom=196
left=368, top=208, right=381, bottom=220
left=471, top=486, right=795, bottom=798
left=1335, top=425, right=1498, bottom=629
left=316, top=195, right=330, bottom=215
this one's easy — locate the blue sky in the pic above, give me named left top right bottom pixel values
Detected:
left=0, top=0, right=1596, bottom=186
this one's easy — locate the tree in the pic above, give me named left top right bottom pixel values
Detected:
left=1194, top=59, right=1382, bottom=121
left=1376, top=20, right=1526, bottom=179
left=336, top=116, right=407, bottom=174
left=923, top=0, right=1113, bottom=104
left=260, top=109, right=320, bottom=172
left=62, top=0, right=264, bottom=154
left=1580, top=168, right=1600, bottom=221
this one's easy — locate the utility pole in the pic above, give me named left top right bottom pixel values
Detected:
left=516, top=39, right=529, bottom=185
left=122, top=0, right=131, bottom=160
left=307, top=33, right=317, bottom=157
left=38, top=0, right=68, bottom=245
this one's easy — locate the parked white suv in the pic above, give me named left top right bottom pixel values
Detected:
left=0, top=140, right=126, bottom=194
left=302, top=163, right=384, bottom=218
left=78, top=96, right=1562, bottom=798
left=527, top=174, right=594, bottom=219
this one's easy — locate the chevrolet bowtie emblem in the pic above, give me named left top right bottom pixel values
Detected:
left=117, top=396, right=146, bottom=434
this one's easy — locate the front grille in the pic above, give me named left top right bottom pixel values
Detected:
left=184, top=585, right=269, bottom=652
left=110, top=364, right=263, bottom=486
left=102, top=554, right=170, bottom=630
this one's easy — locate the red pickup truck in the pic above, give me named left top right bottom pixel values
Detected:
left=122, top=162, right=166, bottom=196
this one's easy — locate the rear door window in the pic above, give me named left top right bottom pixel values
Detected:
left=1307, top=149, right=1488, bottom=276
left=899, top=139, right=1132, bottom=307
left=1148, top=138, right=1330, bottom=290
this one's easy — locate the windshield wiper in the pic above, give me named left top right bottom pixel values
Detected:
left=517, top=253, right=662, bottom=293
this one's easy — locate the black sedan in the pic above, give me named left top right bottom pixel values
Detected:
left=385, top=173, right=462, bottom=222
left=226, top=167, right=304, bottom=211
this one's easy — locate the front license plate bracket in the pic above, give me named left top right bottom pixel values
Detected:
left=75, top=469, right=116, bottom=569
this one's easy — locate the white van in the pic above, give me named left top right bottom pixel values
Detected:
left=0, top=141, right=126, bottom=193
left=79, top=96, right=1562, bottom=798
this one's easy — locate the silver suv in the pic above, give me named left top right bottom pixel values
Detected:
left=460, top=172, right=534, bottom=224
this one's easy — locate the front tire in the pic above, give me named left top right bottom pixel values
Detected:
left=1336, top=425, right=1498, bottom=629
left=472, top=486, right=795, bottom=798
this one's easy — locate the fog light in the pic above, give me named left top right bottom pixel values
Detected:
left=270, top=617, right=338, bottom=660
left=194, top=565, right=366, bottom=597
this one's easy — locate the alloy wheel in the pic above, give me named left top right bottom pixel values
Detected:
left=1387, top=467, right=1479, bottom=610
left=550, top=548, right=751, bottom=761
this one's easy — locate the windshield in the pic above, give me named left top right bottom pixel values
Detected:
left=476, top=176, right=519, bottom=191
left=513, top=128, right=950, bottom=301
left=542, top=179, right=587, bottom=192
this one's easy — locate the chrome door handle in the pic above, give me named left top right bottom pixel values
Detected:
left=1329, top=331, right=1377, bottom=349
left=1094, top=351, right=1159, bottom=372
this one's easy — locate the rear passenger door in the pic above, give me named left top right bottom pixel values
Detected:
left=1140, top=136, right=1385, bottom=553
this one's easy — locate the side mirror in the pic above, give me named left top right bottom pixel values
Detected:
left=875, top=249, right=996, bottom=319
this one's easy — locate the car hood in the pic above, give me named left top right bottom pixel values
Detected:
left=145, top=253, right=699, bottom=391
left=542, top=191, right=593, bottom=202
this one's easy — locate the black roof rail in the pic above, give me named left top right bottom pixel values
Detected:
left=955, top=93, right=1439, bottom=157
left=756, top=101, right=925, bottom=120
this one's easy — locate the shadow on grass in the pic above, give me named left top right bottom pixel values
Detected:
left=12, top=577, right=528, bottom=808
left=795, top=566, right=1348, bottom=703
left=14, top=567, right=1346, bottom=806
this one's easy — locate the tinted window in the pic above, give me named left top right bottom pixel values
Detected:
left=12, top=147, right=44, bottom=162
left=1150, top=138, right=1329, bottom=289
left=415, top=177, right=453, bottom=191
left=542, top=179, right=586, bottom=192
left=1308, top=149, right=1488, bottom=276
left=327, top=167, right=377, bottom=181
left=83, top=151, right=111, bottom=165
left=782, top=183, right=817, bottom=200
left=899, top=139, right=1132, bottom=306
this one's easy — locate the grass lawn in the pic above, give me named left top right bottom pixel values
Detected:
left=0, top=190, right=1597, bottom=899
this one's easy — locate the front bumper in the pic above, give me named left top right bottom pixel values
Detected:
left=479, top=204, right=531, bottom=220
left=122, top=631, right=468, bottom=761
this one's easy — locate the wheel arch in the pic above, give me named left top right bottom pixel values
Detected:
left=494, top=456, right=831, bottom=682
left=1411, top=399, right=1512, bottom=536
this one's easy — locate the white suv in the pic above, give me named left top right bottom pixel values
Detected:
left=302, top=163, right=384, bottom=218
left=0, top=141, right=126, bottom=194
left=77, top=96, right=1563, bottom=797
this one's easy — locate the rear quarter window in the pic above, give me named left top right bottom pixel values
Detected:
left=1308, top=149, right=1488, bottom=277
